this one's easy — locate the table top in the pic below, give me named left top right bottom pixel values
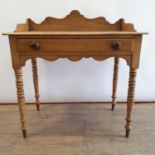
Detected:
left=3, top=31, right=148, bottom=36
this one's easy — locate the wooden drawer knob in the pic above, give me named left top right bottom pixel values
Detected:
left=111, top=41, right=122, bottom=50
left=30, top=42, right=40, bottom=50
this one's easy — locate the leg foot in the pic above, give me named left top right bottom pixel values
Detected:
left=111, top=104, right=115, bottom=111
left=125, top=128, right=130, bottom=138
left=22, top=129, right=27, bottom=138
left=36, top=103, right=40, bottom=111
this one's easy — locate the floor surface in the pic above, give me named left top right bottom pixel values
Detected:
left=0, top=103, right=154, bottom=155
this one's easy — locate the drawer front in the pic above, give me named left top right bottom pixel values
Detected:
left=17, top=39, right=133, bottom=54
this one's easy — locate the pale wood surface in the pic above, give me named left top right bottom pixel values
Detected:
left=3, top=31, right=148, bottom=35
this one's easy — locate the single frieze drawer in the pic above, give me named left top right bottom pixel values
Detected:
left=17, top=39, right=133, bottom=54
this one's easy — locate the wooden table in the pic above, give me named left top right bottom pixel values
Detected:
left=3, top=10, right=147, bottom=138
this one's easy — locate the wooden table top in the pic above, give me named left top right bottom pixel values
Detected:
left=3, top=31, right=148, bottom=36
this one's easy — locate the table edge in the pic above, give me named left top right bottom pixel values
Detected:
left=2, top=31, right=148, bottom=36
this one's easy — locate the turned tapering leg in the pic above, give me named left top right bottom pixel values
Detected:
left=14, top=68, right=27, bottom=138
left=31, top=58, right=40, bottom=111
left=125, top=68, right=137, bottom=138
left=111, top=57, right=119, bottom=111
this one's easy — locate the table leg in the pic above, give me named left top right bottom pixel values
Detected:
left=14, top=68, right=27, bottom=138
left=111, top=57, right=119, bottom=111
left=125, top=68, right=137, bottom=137
left=31, top=58, right=40, bottom=111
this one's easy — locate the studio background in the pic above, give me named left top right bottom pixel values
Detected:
left=0, top=0, right=154, bottom=103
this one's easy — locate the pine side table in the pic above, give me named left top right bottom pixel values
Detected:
left=3, top=10, right=147, bottom=138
